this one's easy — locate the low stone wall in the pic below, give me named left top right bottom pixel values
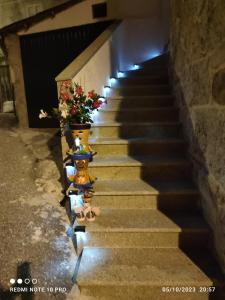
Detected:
left=170, top=0, right=225, bottom=273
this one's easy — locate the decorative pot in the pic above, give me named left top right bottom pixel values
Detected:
left=70, top=123, right=91, bottom=153
left=72, top=152, right=93, bottom=189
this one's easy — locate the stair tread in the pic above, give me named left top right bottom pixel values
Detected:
left=106, top=95, right=173, bottom=100
left=117, top=74, right=168, bottom=80
left=125, top=67, right=168, bottom=73
left=90, top=155, right=189, bottom=167
left=89, top=137, right=184, bottom=145
left=100, top=107, right=176, bottom=112
left=92, top=121, right=181, bottom=127
left=111, top=84, right=170, bottom=89
left=94, top=179, right=197, bottom=195
left=77, top=247, right=216, bottom=286
left=81, top=209, right=208, bottom=232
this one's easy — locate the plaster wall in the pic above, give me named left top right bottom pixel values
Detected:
left=0, top=0, right=67, bottom=29
left=72, top=39, right=112, bottom=96
left=19, top=0, right=170, bottom=70
left=170, top=0, right=225, bottom=274
left=4, top=33, right=28, bottom=127
left=3, top=0, right=170, bottom=127
left=18, top=0, right=109, bottom=35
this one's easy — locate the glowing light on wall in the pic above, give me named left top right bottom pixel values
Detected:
left=117, top=71, right=125, bottom=78
left=65, top=165, right=75, bottom=177
left=110, top=77, right=117, bottom=86
left=148, top=51, right=161, bottom=59
left=132, top=64, right=140, bottom=70
left=104, top=86, right=111, bottom=97
left=76, top=232, right=88, bottom=245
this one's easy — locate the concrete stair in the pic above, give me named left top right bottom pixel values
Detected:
left=76, top=209, right=209, bottom=252
left=109, top=84, right=170, bottom=97
left=89, top=155, right=191, bottom=180
left=77, top=248, right=224, bottom=300
left=89, top=137, right=186, bottom=156
left=105, top=95, right=174, bottom=109
left=124, top=67, right=168, bottom=77
left=93, top=179, right=199, bottom=211
left=90, top=121, right=182, bottom=139
left=93, top=107, right=178, bottom=122
left=74, top=54, right=225, bottom=299
left=113, top=75, right=169, bottom=85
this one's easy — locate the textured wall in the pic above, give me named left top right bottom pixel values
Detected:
left=0, top=0, right=67, bottom=29
left=170, top=0, right=225, bottom=273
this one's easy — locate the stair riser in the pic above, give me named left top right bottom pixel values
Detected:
left=114, top=76, right=169, bottom=85
left=109, top=86, right=171, bottom=97
left=90, top=142, right=185, bottom=156
left=93, top=194, right=198, bottom=210
left=90, top=125, right=181, bottom=139
left=106, top=98, right=174, bottom=109
left=124, top=69, right=168, bottom=77
left=93, top=109, right=178, bottom=122
left=76, top=231, right=209, bottom=254
left=90, top=164, right=191, bottom=180
left=79, top=286, right=211, bottom=300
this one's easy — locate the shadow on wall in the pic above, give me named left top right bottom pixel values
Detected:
left=0, top=262, right=34, bottom=300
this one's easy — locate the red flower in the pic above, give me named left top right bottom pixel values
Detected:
left=88, top=90, right=97, bottom=99
left=61, top=92, right=70, bottom=101
left=70, top=106, right=77, bottom=115
left=62, top=80, right=70, bottom=88
left=92, top=99, right=103, bottom=109
left=75, top=85, right=83, bottom=96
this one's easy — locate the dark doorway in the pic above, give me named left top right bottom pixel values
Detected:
left=20, top=20, right=112, bottom=128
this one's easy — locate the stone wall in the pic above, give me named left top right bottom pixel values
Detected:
left=170, top=0, right=225, bottom=274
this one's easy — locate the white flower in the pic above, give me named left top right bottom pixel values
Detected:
left=39, top=109, right=48, bottom=119
left=59, top=102, right=69, bottom=119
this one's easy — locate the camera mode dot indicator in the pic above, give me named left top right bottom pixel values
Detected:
left=24, top=279, right=30, bottom=284
left=17, top=279, right=23, bottom=284
left=10, top=278, right=15, bottom=284
left=32, top=279, right=37, bottom=284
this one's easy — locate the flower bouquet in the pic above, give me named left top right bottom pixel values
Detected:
left=39, top=81, right=105, bottom=151
left=39, top=81, right=104, bottom=125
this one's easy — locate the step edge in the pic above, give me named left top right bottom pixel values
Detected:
left=91, top=122, right=182, bottom=127
left=94, top=190, right=199, bottom=196
left=89, top=138, right=185, bottom=145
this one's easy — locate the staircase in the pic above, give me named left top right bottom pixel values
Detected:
left=74, top=54, right=225, bottom=299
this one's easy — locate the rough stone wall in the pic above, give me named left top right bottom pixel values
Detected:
left=170, top=0, right=225, bottom=274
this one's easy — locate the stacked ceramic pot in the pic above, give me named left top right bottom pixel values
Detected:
left=67, top=123, right=100, bottom=222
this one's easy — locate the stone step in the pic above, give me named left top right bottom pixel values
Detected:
left=90, top=122, right=182, bottom=139
left=109, top=84, right=171, bottom=97
left=105, top=95, right=174, bottom=109
left=89, top=137, right=186, bottom=156
left=93, top=179, right=198, bottom=211
left=89, top=155, right=191, bottom=180
left=139, top=53, right=169, bottom=68
left=123, top=68, right=168, bottom=77
left=93, top=107, right=178, bottom=122
left=75, top=209, right=209, bottom=250
left=77, top=248, right=224, bottom=300
left=113, top=75, right=169, bottom=85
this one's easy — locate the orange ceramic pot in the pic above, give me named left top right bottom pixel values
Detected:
left=72, top=152, right=93, bottom=189
left=70, top=123, right=91, bottom=153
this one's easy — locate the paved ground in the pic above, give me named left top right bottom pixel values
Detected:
left=0, top=116, right=78, bottom=300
